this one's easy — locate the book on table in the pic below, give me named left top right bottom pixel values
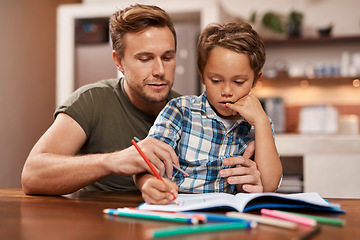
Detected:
left=137, top=192, right=344, bottom=213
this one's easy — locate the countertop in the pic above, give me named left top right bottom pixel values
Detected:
left=275, top=134, right=360, bottom=156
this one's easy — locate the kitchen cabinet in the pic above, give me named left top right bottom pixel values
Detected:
left=276, top=134, right=360, bottom=198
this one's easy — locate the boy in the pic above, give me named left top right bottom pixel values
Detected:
left=134, top=21, right=282, bottom=204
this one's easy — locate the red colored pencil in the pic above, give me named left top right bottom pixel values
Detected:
left=131, top=139, right=179, bottom=205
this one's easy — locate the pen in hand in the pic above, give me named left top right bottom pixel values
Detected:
left=131, top=138, right=179, bottom=205
left=133, top=137, right=189, bottom=177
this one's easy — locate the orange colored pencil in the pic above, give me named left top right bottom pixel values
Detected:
left=131, top=139, right=179, bottom=205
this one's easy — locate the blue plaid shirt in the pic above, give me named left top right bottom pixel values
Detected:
left=148, top=92, right=274, bottom=194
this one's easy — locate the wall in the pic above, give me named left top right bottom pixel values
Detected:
left=0, top=0, right=81, bottom=188
left=220, top=0, right=360, bottom=37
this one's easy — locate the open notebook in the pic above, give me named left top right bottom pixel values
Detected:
left=138, top=192, right=344, bottom=213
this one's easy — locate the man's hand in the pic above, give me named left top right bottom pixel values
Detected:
left=137, top=137, right=179, bottom=178
left=110, top=137, right=179, bottom=179
left=219, top=141, right=263, bottom=193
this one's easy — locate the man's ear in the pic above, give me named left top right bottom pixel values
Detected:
left=252, top=70, right=262, bottom=88
left=112, top=50, right=124, bottom=73
left=198, top=69, right=205, bottom=85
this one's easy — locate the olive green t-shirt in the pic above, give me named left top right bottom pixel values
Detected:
left=55, top=78, right=181, bottom=192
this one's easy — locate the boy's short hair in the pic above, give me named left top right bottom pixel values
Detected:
left=109, top=4, right=177, bottom=59
left=197, top=21, right=266, bottom=78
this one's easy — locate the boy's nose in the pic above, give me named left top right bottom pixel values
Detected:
left=221, top=83, right=233, bottom=97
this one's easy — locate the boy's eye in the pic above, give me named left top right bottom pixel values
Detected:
left=210, top=78, right=221, bottom=83
left=235, top=80, right=245, bottom=84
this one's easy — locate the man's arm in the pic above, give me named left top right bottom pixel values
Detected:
left=220, top=141, right=264, bottom=193
left=226, top=94, right=283, bottom=192
left=21, top=113, right=179, bottom=195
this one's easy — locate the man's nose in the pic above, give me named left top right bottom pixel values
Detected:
left=153, top=58, right=165, bottom=77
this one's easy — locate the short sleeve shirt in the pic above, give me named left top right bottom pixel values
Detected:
left=55, top=78, right=180, bottom=191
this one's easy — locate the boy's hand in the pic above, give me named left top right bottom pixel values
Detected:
left=219, top=141, right=263, bottom=193
left=226, top=93, right=267, bottom=126
left=140, top=176, right=178, bottom=205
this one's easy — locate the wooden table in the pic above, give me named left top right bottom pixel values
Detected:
left=1, top=188, right=359, bottom=240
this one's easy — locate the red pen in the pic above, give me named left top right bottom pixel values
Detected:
left=131, top=139, right=179, bottom=205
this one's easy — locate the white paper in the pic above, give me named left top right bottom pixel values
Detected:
left=138, top=192, right=331, bottom=212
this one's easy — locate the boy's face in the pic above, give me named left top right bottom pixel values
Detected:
left=201, top=47, right=258, bottom=120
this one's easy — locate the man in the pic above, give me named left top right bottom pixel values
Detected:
left=21, top=4, right=263, bottom=196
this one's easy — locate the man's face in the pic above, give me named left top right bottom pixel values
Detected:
left=118, top=26, right=176, bottom=105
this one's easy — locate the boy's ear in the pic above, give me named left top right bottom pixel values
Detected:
left=198, top=69, right=205, bottom=84
left=112, top=50, right=124, bottom=73
left=252, top=70, right=262, bottom=88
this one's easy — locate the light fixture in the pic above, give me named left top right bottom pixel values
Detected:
left=352, top=79, right=360, bottom=88
left=299, top=79, right=310, bottom=88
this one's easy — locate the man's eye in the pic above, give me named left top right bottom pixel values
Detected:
left=162, top=55, right=174, bottom=61
left=139, top=58, right=150, bottom=62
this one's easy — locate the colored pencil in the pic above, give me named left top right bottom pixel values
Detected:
left=133, top=137, right=189, bottom=177
left=171, top=163, right=189, bottom=176
left=131, top=138, right=179, bottom=204
left=185, top=211, right=253, bottom=224
left=103, top=208, right=198, bottom=224
left=116, top=208, right=207, bottom=223
left=148, top=222, right=257, bottom=238
left=299, top=225, right=321, bottom=240
left=226, top=211, right=298, bottom=230
left=276, top=210, right=345, bottom=226
left=261, top=209, right=317, bottom=227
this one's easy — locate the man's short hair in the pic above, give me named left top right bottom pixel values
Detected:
left=109, top=4, right=177, bottom=59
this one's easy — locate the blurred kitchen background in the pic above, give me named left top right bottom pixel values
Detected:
left=1, top=0, right=359, bottom=197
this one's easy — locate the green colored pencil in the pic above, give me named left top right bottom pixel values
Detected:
left=103, top=209, right=198, bottom=224
left=148, top=222, right=256, bottom=238
left=276, top=210, right=345, bottom=226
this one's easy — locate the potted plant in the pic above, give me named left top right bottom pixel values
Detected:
left=261, top=11, right=285, bottom=34
left=287, top=10, right=303, bottom=37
